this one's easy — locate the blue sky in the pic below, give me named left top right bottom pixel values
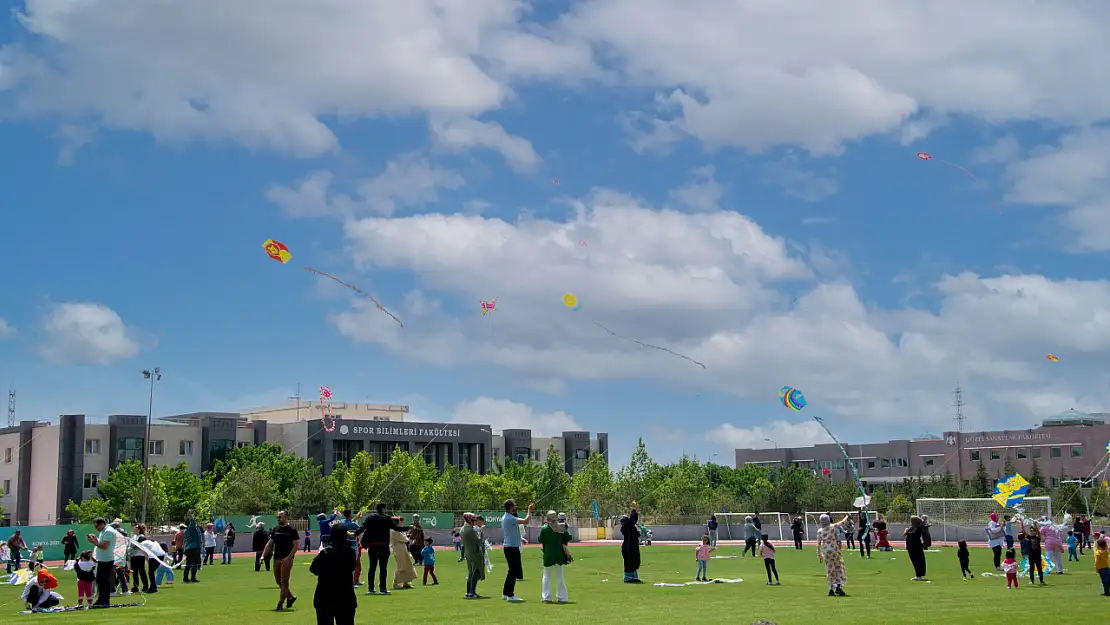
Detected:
left=2, top=1, right=1110, bottom=465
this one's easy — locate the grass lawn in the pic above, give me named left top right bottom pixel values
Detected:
left=2, top=544, right=1106, bottom=623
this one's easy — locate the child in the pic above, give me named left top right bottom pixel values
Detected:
left=957, top=540, right=974, bottom=579
left=453, top=530, right=463, bottom=563
left=1095, top=538, right=1109, bottom=596
left=27, top=545, right=43, bottom=568
left=1003, top=549, right=1019, bottom=589
left=75, top=550, right=96, bottom=608
left=1018, top=532, right=1030, bottom=561
left=1004, top=515, right=1015, bottom=550
left=421, top=537, right=438, bottom=586
left=1067, top=531, right=1079, bottom=561
left=695, top=535, right=715, bottom=581
left=761, top=535, right=780, bottom=585
left=1024, top=523, right=1046, bottom=585
left=154, top=543, right=175, bottom=587
left=303, top=528, right=312, bottom=553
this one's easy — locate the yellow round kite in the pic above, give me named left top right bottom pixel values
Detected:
left=562, top=293, right=580, bottom=310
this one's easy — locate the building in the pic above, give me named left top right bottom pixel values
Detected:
left=0, top=403, right=610, bottom=525
left=734, top=410, right=1110, bottom=492
left=492, top=430, right=609, bottom=475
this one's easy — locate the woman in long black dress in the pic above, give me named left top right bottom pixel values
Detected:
left=310, top=522, right=357, bottom=625
left=904, top=516, right=927, bottom=581
left=620, top=503, right=642, bottom=583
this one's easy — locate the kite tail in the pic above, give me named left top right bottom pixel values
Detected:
left=814, top=416, right=870, bottom=528
left=591, top=321, right=706, bottom=368
left=302, top=266, right=404, bottom=327
left=938, top=160, right=1001, bottom=214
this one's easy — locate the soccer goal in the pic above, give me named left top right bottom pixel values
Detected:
left=803, top=511, right=879, bottom=542
left=915, top=497, right=1052, bottom=544
left=714, top=512, right=789, bottom=542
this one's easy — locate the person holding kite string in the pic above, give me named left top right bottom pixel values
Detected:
left=620, top=503, right=643, bottom=583
left=986, top=512, right=1006, bottom=571
left=816, top=514, right=850, bottom=596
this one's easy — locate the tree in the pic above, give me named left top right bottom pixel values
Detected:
left=207, top=443, right=320, bottom=510
left=534, top=445, right=572, bottom=513
left=1003, top=455, right=1017, bottom=479
left=369, top=446, right=431, bottom=510
left=1052, top=469, right=1081, bottom=514
left=158, top=462, right=208, bottom=522
left=888, top=494, right=913, bottom=521
left=98, top=460, right=169, bottom=523
left=972, top=460, right=992, bottom=497
left=65, top=496, right=113, bottom=524
left=615, top=438, right=662, bottom=512
left=433, top=465, right=474, bottom=512
left=1029, top=459, right=1048, bottom=495
left=654, top=456, right=711, bottom=516
left=201, top=465, right=279, bottom=517
left=570, top=451, right=615, bottom=515
left=288, top=464, right=331, bottom=519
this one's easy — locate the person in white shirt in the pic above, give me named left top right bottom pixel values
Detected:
left=203, top=524, right=218, bottom=565
left=86, top=517, right=120, bottom=607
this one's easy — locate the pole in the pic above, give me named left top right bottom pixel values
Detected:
left=140, top=372, right=155, bottom=524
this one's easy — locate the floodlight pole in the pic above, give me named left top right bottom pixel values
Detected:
left=140, top=367, right=161, bottom=525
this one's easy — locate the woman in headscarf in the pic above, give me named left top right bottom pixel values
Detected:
left=539, top=510, right=571, bottom=603
left=310, top=521, right=357, bottom=624
left=620, top=502, right=642, bottom=583
left=920, top=515, right=932, bottom=550
left=873, top=514, right=891, bottom=551
left=407, top=514, right=425, bottom=567
left=986, top=512, right=1006, bottom=570
left=22, top=569, right=62, bottom=612
left=390, top=517, right=417, bottom=590
left=903, top=516, right=927, bottom=581
left=1038, top=514, right=1068, bottom=575
left=460, top=513, right=486, bottom=599
left=62, top=529, right=78, bottom=563
left=816, top=514, right=850, bottom=596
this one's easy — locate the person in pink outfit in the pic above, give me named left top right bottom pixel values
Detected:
left=694, top=535, right=715, bottom=581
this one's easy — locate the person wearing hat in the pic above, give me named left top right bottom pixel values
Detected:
left=317, top=509, right=339, bottom=549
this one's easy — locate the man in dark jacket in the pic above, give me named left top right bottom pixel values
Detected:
left=182, top=511, right=203, bottom=583
left=352, top=502, right=409, bottom=595
left=253, top=523, right=272, bottom=572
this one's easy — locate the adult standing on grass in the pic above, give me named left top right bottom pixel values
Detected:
left=986, top=512, right=1006, bottom=571
left=311, top=522, right=357, bottom=624
left=6, top=530, right=26, bottom=573
left=264, top=510, right=300, bottom=612
left=87, top=517, right=118, bottom=608
left=407, top=514, right=425, bottom=566
left=173, top=525, right=185, bottom=564
left=920, top=515, right=932, bottom=550
left=353, top=503, right=409, bottom=596
left=253, top=522, right=271, bottom=572
left=816, top=514, right=850, bottom=597
left=904, top=516, right=928, bottom=581
left=183, top=510, right=203, bottom=583
left=221, top=522, right=236, bottom=564
left=539, top=510, right=571, bottom=603
left=318, top=510, right=339, bottom=548
left=742, top=516, right=759, bottom=557
left=620, top=503, right=643, bottom=583
left=341, top=509, right=362, bottom=585
left=460, top=512, right=486, bottom=598
left=501, top=499, right=534, bottom=602
left=791, top=516, right=804, bottom=550
left=707, top=515, right=719, bottom=547
left=390, top=518, right=417, bottom=590
left=62, top=529, right=78, bottom=563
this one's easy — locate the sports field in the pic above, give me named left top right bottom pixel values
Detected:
left=2, top=543, right=1105, bottom=623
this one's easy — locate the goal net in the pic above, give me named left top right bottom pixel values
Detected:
left=803, top=511, right=879, bottom=541
left=714, top=512, right=789, bottom=542
left=915, top=497, right=1052, bottom=545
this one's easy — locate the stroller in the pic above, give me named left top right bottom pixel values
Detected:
left=639, top=525, right=653, bottom=546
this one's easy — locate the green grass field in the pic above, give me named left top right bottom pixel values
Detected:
left=2, top=544, right=1107, bottom=623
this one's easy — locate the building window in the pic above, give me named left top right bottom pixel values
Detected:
left=1051, top=477, right=1059, bottom=488
left=236, top=442, right=249, bottom=448
left=117, top=437, right=144, bottom=464
left=896, top=458, right=909, bottom=468
left=867, top=459, right=876, bottom=469
left=149, top=440, right=164, bottom=456
left=209, top=439, right=235, bottom=463
left=459, top=444, right=472, bottom=470
left=924, top=457, right=934, bottom=467
left=2, top=479, right=9, bottom=494
left=512, top=447, right=530, bottom=466
left=1017, top=448, right=1028, bottom=459
left=84, top=439, right=101, bottom=455
left=970, top=450, right=980, bottom=461
left=881, top=458, right=891, bottom=468
left=3, top=448, right=10, bottom=463
left=493, top=448, right=501, bottom=461
left=1072, top=446, right=1082, bottom=458
left=423, top=446, right=436, bottom=466
left=179, top=440, right=193, bottom=456
left=1050, top=447, right=1062, bottom=459
left=1032, top=448, right=1042, bottom=459
left=572, top=448, right=588, bottom=474
left=83, top=473, right=99, bottom=489
left=990, top=450, right=1001, bottom=460
left=533, top=450, right=540, bottom=461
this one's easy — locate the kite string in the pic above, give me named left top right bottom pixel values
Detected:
left=591, top=321, right=706, bottom=369
left=302, top=266, right=404, bottom=328
left=937, top=160, right=1001, bottom=214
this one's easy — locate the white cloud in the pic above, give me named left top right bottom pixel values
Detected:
left=899, top=112, right=949, bottom=146
left=451, top=397, right=581, bottom=437
left=668, top=165, right=723, bottom=211
left=54, top=124, right=96, bottom=165
left=429, top=116, right=541, bottom=172
left=1005, top=126, right=1110, bottom=251
left=762, top=156, right=838, bottom=202
left=0, top=319, right=14, bottom=339
left=973, top=135, right=1021, bottom=164
left=266, top=155, right=464, bottom=218
left=707, top=421, right=830, bottom=451
left=39, top=302, right=140, bottom=365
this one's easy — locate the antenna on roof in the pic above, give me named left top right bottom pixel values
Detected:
left=953, top=381, right=966, bottom=433
left=7, top=385, right=14, bottom=428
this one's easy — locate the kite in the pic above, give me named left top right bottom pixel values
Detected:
left=779, top=386, right=807, bottom=411
left=814, top=416, right=871, bottom=532
left=992, top=473, right=1030, bottom=508
left=552, top=179, right=559, bottom=185
left=262, top=241, right=404, bottom=328
left=562, top=293, right=580, bottom=310
left=262, top=239, right=292, bottom=263
left=1046, top=354, right=1059, bottom=362
left=1020, top=552, right=1056, bottom=575
left=319, top=385, right=335, bottom=432
left=561, top=293, right=704, bottom=367
left=916, top=152, right=1000, bottom=213
left=480, top=298, right=498, bottom=315
left=579, top=240, right=587, bottom=247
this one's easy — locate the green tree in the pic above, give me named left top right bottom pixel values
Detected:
left=158, top=462, right=208, bottom=522
left=869, top=488, right=891, bottom=515
left=326, top=461, right=352, bottom=510
left=1029, top=459, right=1048, bottom=495
left=615, top=438, right=662, bottom=511
left=201, top=465, right=279, bottom=517
left=972, top=460, right=992, bottom=497
left=1052, top=469, right=1080, bottom=514
left=98, top=460, right=169, bottom=523
left=288, top=464, right=331, bottom=519
left=368, top=446, right=430, bottom=511
left=654, top=456, right=711, bottom=517
left=888, top=494, right=913, bottom=521
left=571, top=451, right=616, bottom=515
left=1003, top=455, right=1017, bottom=479
left=207, top=443, right=320, bottom=510
left=433, top=465, right=474, bottom=512
left=64, top=496, right=112, bottom=524
left=534, top=445, right=572, bottom=513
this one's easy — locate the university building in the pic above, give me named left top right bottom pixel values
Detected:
left=0, top=400, right=607, bottom=526
left=734, top=410, right=1110, bottom=492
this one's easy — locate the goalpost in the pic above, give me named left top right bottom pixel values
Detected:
left=715, top=512, right=789, bottom=542
left=915, top=497, right=1052, bottom=545
left=803, top=511, right=879, bottom=541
